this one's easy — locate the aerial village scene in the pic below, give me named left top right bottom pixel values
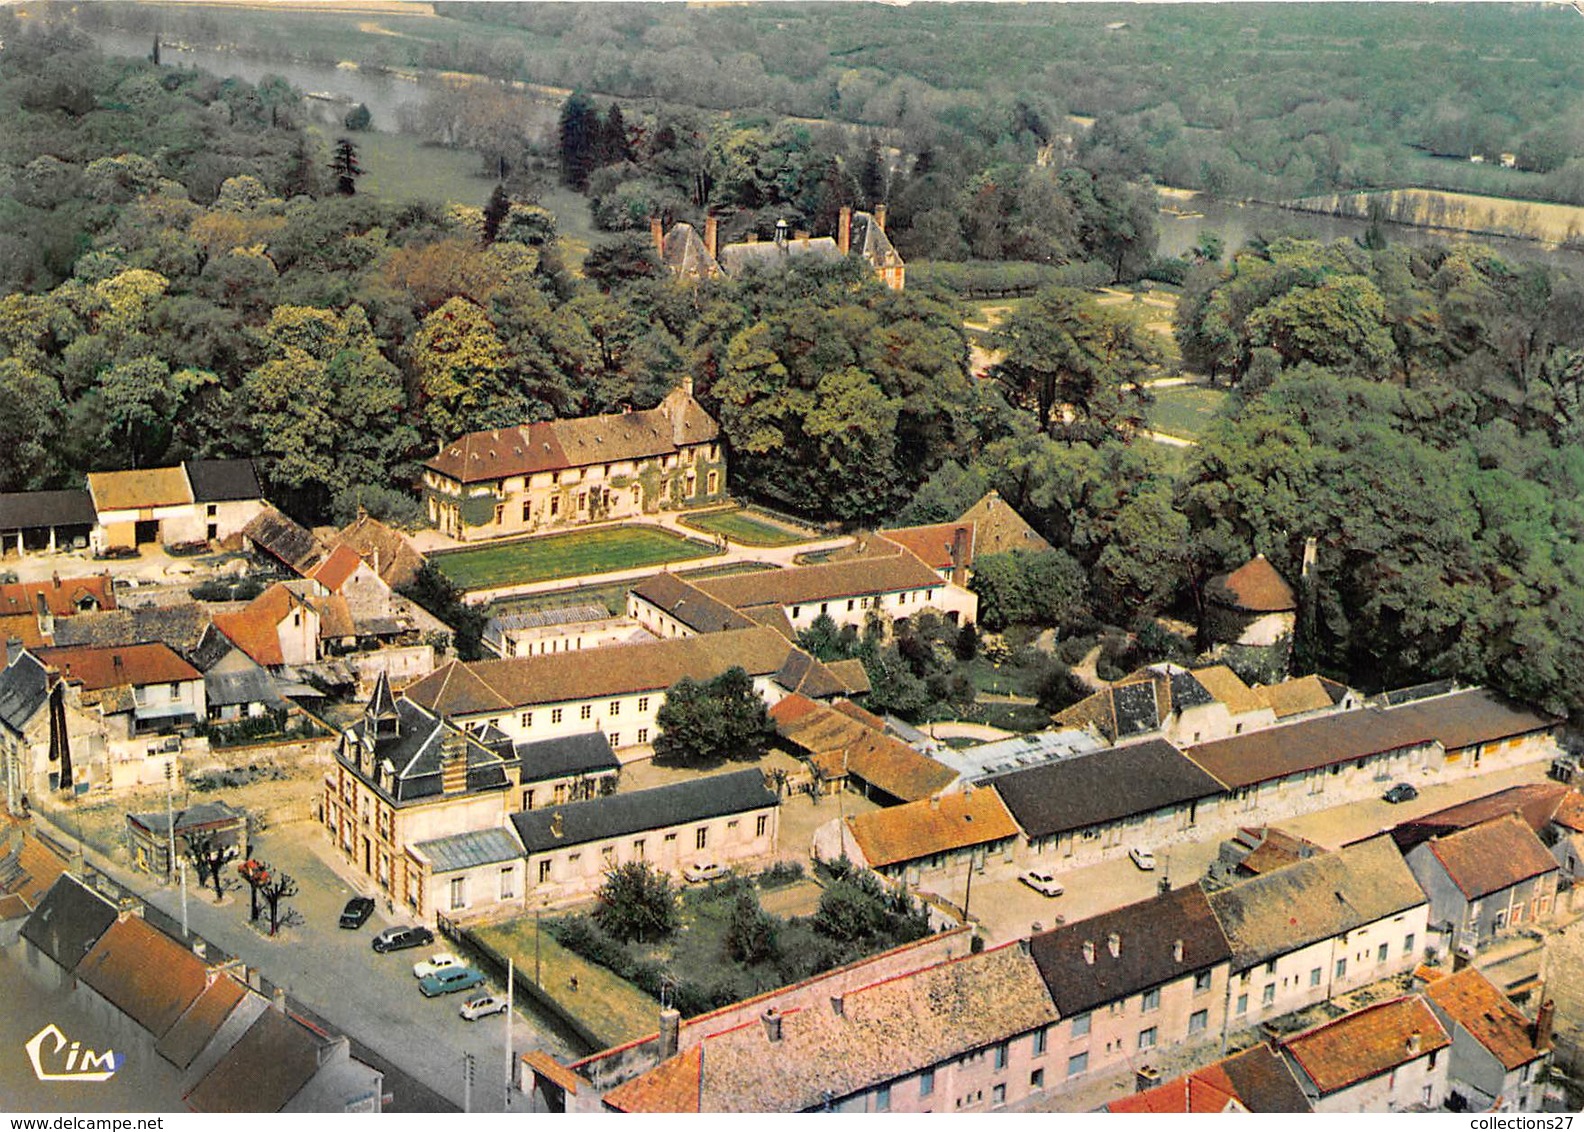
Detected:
left=4, top=0, right=1584, bottom=1118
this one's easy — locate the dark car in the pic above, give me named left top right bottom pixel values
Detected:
left=339, top=897, right=375, bottom=930
left=1383, top=783, right=1419, bottom=804
left=372, top=925, right=435, bottom=953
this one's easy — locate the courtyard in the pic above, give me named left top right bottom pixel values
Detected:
left=431, top=525, right=717, bottom=591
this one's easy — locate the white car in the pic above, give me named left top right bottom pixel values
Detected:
left=413, top=952, right=463, bottom=979
left=683, top=861, right=729, bottom=883
left=1019, top=869, right=1065, bottom=898
left=1129, top=847, right=1158, bottom=871
left=459, top=993, right=509, bottom=1021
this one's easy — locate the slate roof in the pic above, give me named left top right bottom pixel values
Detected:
left=426, top=388, right=718, bottom=485
left=1184, top=688, right=1558, bottom=789
left=1390, top=783, right=1571, bottom=853
left=1423, top=967, right=1548, bottom=1071
left=183, top=459, right=262, bottom=503
left=0, top=575, right=116, bottom=618
left=1281, top=996, right=1450, bottom=1096
left=602, top=944, right=1056, bottom=1113
left=0, top=488, right=96, bottom=530
left=511, top=769, right=776, bottom=855
left=185, top=1005, right=325, bottom=1112
left=1108, top=1046, right=1313, bottom=1113
left=156, top=974, right=248, bottom=1069
left=405, top=627, right=827, bottom=715
left=0, top=650, right=49, bottom=736
left=991, top=739, right=1223, bottom=840
left=87, top=466, right=193, bottom=512
left=1206, top=553, right=1296, bottom=613
left=49, top=603, right=212, bottom=656
left=342, top=696, right=510, bottom=805
left=630, top=573, right=757, bottom=633
left=20, top=875, right=120, bottom=973
left=331, top=514, right=425, bottom=590
left=413, top=827, right=524, bottom=874
left=954, top=490, right=1051, bottom=555
left=205, top=663, right=287, bottom=709
left=851, top=210, right=904, bottom=272
left=76, top=914, right=211, bottom=1038
left=846, top=789, right=1019, bottom=869
left=1028, top=885, right=1232, bottom=1016
left=515, top=731, right=621, bottom=783
left=661, top=222, right=722, bottom=278
left=126, top=801, right=245, bottom=839
left=242, top=506, right=325, bottom=574
left=717, top=234, right=843, bottom=276
left=36, top=642, right=200, bottom=691
left=488, top=604, right=612, bottom=632
left=1056, top=664, right=1258, bottom=743
left=1423, top=814, right=1558, bottom=899
left=1207, top=835, right=1426, bottom=971
left=695, top=550, right=944, bottom=610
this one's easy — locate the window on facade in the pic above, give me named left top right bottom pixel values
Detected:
left=876, top=1084, right=890, bottom=1112
left=1071, top=1012, right=1091, bottom=1038
left=1138, top=1028, right=1157, bottom=1051
left=1189, top=1010, right=1208, bottom=1035
left=609, top=700, right=620, bottom=716
left=1404, top=933, right=1416, bottom=956
left=449, top=877, right=467, bottom=909
left=551, top=708, right=563, bottom=724
left=550, top=496, right=560, bottom=517
left=1265, top=959, right=1277, bottom=975
left=1067, top=1053, right=1088, bottom=1078
left=991, top=1084, right=1006, bottom=1107
left=638, top=728, right=649, bottom=744
left=664, top=832, right=677, bottom=842
left=994, top=1042, right=1008, bottom=1070
left=1310, top=967, right=1323, bottom=987
left=1033, top=1027, right=1047, bottom=1056
left=1142, top=988, right=1161, bottom=1012
left=1194, top=970, right=1213, bottom=993
left=638, top=696, right=650, bottom=712
left=580, top=704, right=592, bottom=721
left=1236, top=994, right=1248, bottom=1015
left=696, top=828, right=708, bottom=850
left=1336, top=958, right=1348, bottom=979
left=756, top=814, right=769, bottom=837
left=1262, top=984, right=1276, bottom=1006
left=920, top=1067, right=935, bottom=1097
left=537, top=860, right=552, bottom=883
left=632, top=839, right=645, bottom=859
left=1030, top=1068, right=1044, bottom=1090
left=609, top=733, right=619, bottom=749
left=1377, top=942, right=1390, bottom=964
left=500, top=867, right=515, bottom=900
left=1428, top=1049, right=1439, bottom=1070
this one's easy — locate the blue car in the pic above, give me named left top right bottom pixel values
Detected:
left=419, top=966, right=486, bottom=998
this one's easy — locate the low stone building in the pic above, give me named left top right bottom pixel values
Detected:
left=1106, top=1045, right=1313, bottom=1112
left=827, top=787, right=1021, bottom=887
left=125, top=800, right=248, bottom=881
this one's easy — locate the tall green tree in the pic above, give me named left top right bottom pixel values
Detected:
left=558, top=90, right=601, bottom=190
left=653, top=667, right=775, bottom=766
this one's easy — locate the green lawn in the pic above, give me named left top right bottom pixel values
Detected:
left=433, top=525, right=715, bottom=591
left=1145, top=385, right=1230, bottom=440
left=680, top=507, right=812, bottom=547
left=485, top=559, right=774, bottom=619
left=310, top=128, right=496, bottom=210
left=472, top=919, right=657, bottom=1051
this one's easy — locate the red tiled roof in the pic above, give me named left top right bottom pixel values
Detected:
left=846, top=789, right=1020, bottom=869
left=877, top=522, right=974, bottom=570
left=1282, top=996, right=1450, bottom=1096
left=35, top=642, right=200, bottom=690
left=211, top=583, right=312, bottom=667
left=1109, top=1063, right=1242, bottom=1113
left=605, top=1045, right=701, bottom=1113
left=76, top=916, right=211, bottom=1039
left=1206, top=553, right=1295, bottom=613
left=0, top=575, right=116, bottom=618
left=0, top=613, right=48, bottom=648
left=1425, top=814, right=1559, bottom=899
left=311, top=543, right=365, bottom=594
left=1553, top=792, right=1584, bottom=834
left=1425, top=968, right=1547, bottom=1072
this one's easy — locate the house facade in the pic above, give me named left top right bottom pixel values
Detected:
left=1403, top=815, right=1560, bottom=955
left=658, top=206, right=904, bottom=291
left=422, top=384, right=725, bottom=541
left=1280, top=996, right=1452, bottom=1113
left=1424, top=968, right=1553, bottom=1113
left=87, top=460, right=265, bottom=553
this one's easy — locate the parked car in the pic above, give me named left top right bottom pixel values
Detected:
left=1383, top=783, right=1419, bottom=804
left=338, top=897, right=375, bottom=930
left=683, top=860, right=729, bottom=883
left=372, top=925, right=435, bottom=953
left=413, top=952, right=463, bottom=979
left=460, top=993, right=509, bottom=1021
left=420, top=966, right=486, bottom=998
left=1128, top=847, right=1157, bottom=871
left=1019, top=869, right=1065, bottom=898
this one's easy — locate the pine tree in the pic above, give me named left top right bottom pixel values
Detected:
left=329, top=137, right=362, bottom=196
left=283, top=135, right=318, bottom=199
left=599, top=103, right=633, bottom=167
left=557, top=90, right=600, bottom=190
left=150, top=35, right=161, bottom=66
left=343, top=102, right=372, bottom=132
left=482, top=184, right=511, bottom=245
left=859, top=139, right=888, bottom=210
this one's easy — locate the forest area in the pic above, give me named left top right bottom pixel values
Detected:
left=3, top=11, right=1584, bottom=724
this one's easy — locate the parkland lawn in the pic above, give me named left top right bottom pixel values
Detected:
left=680, top=507, right=813, bottom=547
left=1145, top=385, right=1229, bottom=440
left=433, top=525, right=715, bottom=591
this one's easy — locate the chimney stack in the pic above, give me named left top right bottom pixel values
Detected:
left=874, top=203, right=887, bottom=232
left=52, top=571, right=61, bottom=590
left=1107, top=932, right=1121, bottom=959
left=658, top=1006, right=681, bottom=1060
left=838, top=207, right=852, bottom=255
left=830, top=994, right=845, bottom=1018
left=439, top=731, right=468, bottom=795
left=951, top=525, right=971, bottom=585
left=1534, top=999, right=1556, bottom=1050
left=1082, top=940, right=1095, bottom=965
left=650, top=216, right=665, bottom=257
left=1135, top=1066, right=1161, bottom=1094
left=704, top=214, right=718, bottom=260
left=550, top=811, right=565, bottom=839
left=1405, top=1030, right=1422, bottom=1056
left=1172, top=939, right=1184, bottom=963
left=761, top=1007, right=783, bottom=1042
left=272, top=986, right=287, bottom=1014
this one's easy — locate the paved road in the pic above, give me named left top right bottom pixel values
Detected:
left=30, top=813, right=580, bottom=1113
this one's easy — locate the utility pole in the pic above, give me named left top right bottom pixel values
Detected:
left=463, top=1051, right=473, bottom=1113
left=180, top=857, right=189, bottom=938
left=534, top=907, right=542, bottom=987
left=165, top=762, right=177, bottom=886
left=963, top=854, right=976, bottom=923
left=505, top=957, right=514, bottom=1110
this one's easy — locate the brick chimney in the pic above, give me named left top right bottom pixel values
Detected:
left=874, top=203, right=887, bottom=232
left=838, top=206, right=852, bottom=255
left=704, top=214, right=718, bottom=260
left=950, top=525, right=971, bottom=585
left=1534, top=999, right=1556, bottom=1050
left=650, top=216, right=665, bottom=257
left=761, top=1006, right=783, bottom=1042
left=658, top=1006, right=681, bottom=1060
left=1405, top=1030, right=1422, bottom=1056
left=439, top=731, right=468, bottom=795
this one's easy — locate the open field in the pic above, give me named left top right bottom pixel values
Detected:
left=432, top=525, right=715, bottom=591
left=472, top=918, right=656, bottom=1051
left=679, top=507, right=813, bottom=548
left=325, top=129, right=496, bottom=209
left=1145, top=385, right=1229, bottom=441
